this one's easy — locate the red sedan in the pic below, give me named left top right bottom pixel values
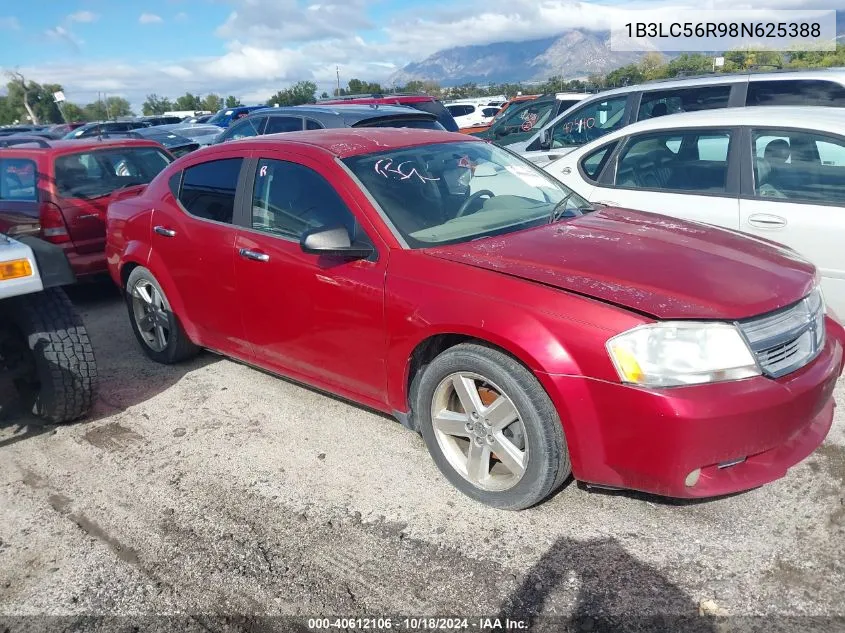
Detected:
left=106, top=128, right=844, bottom=510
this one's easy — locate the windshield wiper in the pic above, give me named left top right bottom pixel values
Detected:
left=548, top=193, right=575, bottom=224
left=548, top=195, right=596, bottom=224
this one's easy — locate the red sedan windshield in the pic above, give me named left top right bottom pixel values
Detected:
left=344, top=141, right=589, bottom=247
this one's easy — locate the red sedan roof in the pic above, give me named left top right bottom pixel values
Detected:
left=226, top=128, right=479, bottom=158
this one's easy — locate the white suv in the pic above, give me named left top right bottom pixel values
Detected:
left=543, top=106, right=845, bottom=318
left=513, top=68, right=845, bottom=166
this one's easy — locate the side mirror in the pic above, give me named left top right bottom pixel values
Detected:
left=539, top=128, right=552, bottom=151
left=496, top=126, right=511, bottom=138
left=300, top=226, right=373, bottom=260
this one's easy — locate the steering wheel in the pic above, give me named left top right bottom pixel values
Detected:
left=456, top=190, right=495, bottom=217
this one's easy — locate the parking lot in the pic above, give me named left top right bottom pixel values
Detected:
left=1, top=281, right=843, bottom=631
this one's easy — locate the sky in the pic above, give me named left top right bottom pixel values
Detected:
left=0, top=0, right=840, bottom=112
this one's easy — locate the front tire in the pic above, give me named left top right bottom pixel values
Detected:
left=125, top=266, right=198, bottom=364
left=415, top=343, right=571, bottom=510
left=0, top=287, right=97, bottom=423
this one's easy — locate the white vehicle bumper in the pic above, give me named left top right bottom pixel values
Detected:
left=0, top=236, right=44, bottom=299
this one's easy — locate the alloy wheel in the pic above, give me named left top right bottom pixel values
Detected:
left=430, top=371, right=528, bottom=492
left=130, top=280, right=170, bottom=353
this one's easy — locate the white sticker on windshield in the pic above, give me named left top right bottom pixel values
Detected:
left=505, top=165, right=549, bottom=188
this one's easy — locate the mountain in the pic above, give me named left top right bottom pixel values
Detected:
left=391, top=13, right=845, bottom=87
left=389, top=30, right=644, bottom=87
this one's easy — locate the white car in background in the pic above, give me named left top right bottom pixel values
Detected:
left=446, top=102, right=503, bottom=129
left=543, top=106, right=845, bottom=317
left=512, top=68, right=845, bottom=166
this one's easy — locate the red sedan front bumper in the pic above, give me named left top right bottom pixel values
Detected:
left=538, top=316, right=844, bottom=498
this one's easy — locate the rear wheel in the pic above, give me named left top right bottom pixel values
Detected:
left=126, top=266, right=198, bottom=364
left=415, top=343, right=571, bottom=510
left=0, top=287, right=97, bottom=423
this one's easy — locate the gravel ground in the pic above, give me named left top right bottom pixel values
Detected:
left=0, top=282, right=843, bottom=633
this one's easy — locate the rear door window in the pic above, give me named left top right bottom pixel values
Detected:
left=1, top=159, right=37, bottom=201
left=752, top=129, right=845, bottom=204
left=615, top=130, right=732, bottom=193
left=638, top=85, right=732, bottom=120
left=223, top=117, right=264, bottom=142
left=746, top=80, right=845, bottom=106
left=264, top=116, right=304, bottom=134
left=178, top=158, right=244, bottom=224
left=447, top=105, right=475, bottom=117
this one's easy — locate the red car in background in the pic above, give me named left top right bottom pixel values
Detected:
left=106, top=128, right=843, bottom=510
left=0, top=136, right=172, bottom=278
left=318, top=93, right=459, bottom=132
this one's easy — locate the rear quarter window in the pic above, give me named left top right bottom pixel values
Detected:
left=355, top=118, right=444, bottom=130
left=747, top=80, right=845, bottom=106
left=407, top=100, right=460, bottom=132
left=54, top=147, right=172, bottom=199
left=1, top=158, right=38, bottom=201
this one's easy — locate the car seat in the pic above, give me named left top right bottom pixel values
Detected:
left=763, top=139, right=790, bottom=165
left=357, top=159, right=443, bottom=233
left=56, top=155, right=89, bottom=197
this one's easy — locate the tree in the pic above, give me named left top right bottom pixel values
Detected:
left=403, top=80, right=426, bottom=94
left=224, top=95, right=241, bottom=108
left=5, top=71, right=40, bottom=124
left=201, top=94, right=222, bottom=112
left=346, top=78, right=383, bottom=95
left=266, top=81, right=317, bottom=106
left=142, top=93, right=173, bottom=115
left=639, top=52, right=667, bottom=79
left=0, top=96, right=17, bottom=125
left=320, top=91, right=330, bottom=99
left=106, top=96, right=132, bottom=118
left=61, top=102, right=86, bottom=122
left=83, top=101, right=107, bottom=121
left=174, top=92, right=202, bottom=111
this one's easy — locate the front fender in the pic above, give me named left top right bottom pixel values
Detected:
left=387, top=304, right=577, bottom=414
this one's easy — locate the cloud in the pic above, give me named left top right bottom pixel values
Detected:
left=67, top=11, right=98, bottom=23
left=175, top=12, right=189, bottom=22
left=0, top=16, right=21, bottom=30
left=139, top=13, right=164, bottom=25
left=45, top=25, right=83, bottom=52
left=7, top=0, right=841, bottom=113
left=216, top=0, right=373, bottom=44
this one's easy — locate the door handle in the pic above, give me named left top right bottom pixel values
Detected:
left=748, top=213, right=787, bottom=229
left=153, top=225, right=176, bottom=237
left=239, top=248, right=270, bottom=262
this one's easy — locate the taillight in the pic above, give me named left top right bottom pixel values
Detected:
left=39, top=202, right=71, bottom=244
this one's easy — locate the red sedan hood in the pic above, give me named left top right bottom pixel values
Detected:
left=424, top=207, right=816, bottom=320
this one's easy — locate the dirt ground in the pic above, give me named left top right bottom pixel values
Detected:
left=1, top=282, right=843, bottom=633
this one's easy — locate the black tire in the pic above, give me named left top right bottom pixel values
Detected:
left=415, top=343, right=571, bottom=510
left=125, top=266, right=198, bottom=364
left=0, top=287, right=97, bottom=423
